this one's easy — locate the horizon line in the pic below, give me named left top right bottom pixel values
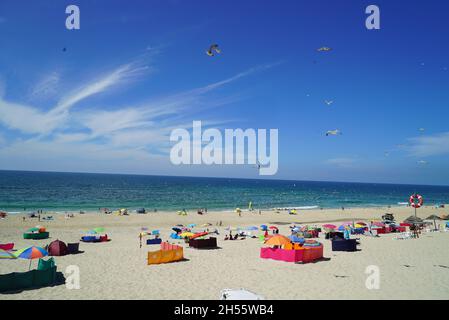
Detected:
left=1, top=168, right=448, bottom=188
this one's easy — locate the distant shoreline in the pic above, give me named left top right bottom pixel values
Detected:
left=3, top=204, right=445, bottom=215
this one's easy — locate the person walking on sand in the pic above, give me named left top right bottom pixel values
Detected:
left=139, top=233, right=143, bottom=248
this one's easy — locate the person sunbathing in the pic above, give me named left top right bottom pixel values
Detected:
left=224, top=235, right=229, bottom=240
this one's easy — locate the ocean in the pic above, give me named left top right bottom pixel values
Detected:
left=0, top=170, right=448, bottom=212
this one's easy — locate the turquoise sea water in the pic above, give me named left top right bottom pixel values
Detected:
left=0, top=170, right=448, bottom=212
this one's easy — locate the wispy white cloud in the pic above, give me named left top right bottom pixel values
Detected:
left=325, top=157, right=358, bottom=168
left=52, top=61, right=151, bottom=114
left=0, top=60, right=151, bottom=135
left=0, top=55, right=279, bottom=173
left=192, top=61, right=283, bottom=95
left=405, top=132, right=449, bottom=157
left=0, top=99, right=66, bottom=135
left=28, top=71, right=60, bottom=101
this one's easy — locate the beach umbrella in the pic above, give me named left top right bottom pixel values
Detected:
left=292, top=227, right=300, bottom=233
left=14, top=246, right=48, bottom=270
left=356, top=222, right=367, bottom=226
left=269, top=226, right=278, bottom=230
left=322, top=224, right=337, bottom=230
left=93, top=227, right=105, bottom=234
left=404, top=216, right=424, bottom=225
left=264, top=235, right=291, bottom=247
left=338, top=225, right=353, bottom=232
left=246, top=226, right=259, bottom=231
left=425, top=215, right=441, bottom=230
left=191, top=232, right=208, bottom=240
left=354, top=224, right=366, bottom=229
left=0, top=249, right=17, bottom=259
left=172, top=227, right=182, bottom=233
left=180, top=232, right=194, bottom=238
left=260, top=225, right=268, bottom=231
left=288, top=235, right=304, bottom=244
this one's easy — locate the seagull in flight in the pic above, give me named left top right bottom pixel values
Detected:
left=317, top=47, right=332, bottom=52
left=324, top=100, right=334, bottom=106
left=206, top=44, right=221, bottom=56
left=326, top=129, right=342, bottom=136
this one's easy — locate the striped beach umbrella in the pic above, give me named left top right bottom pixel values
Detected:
left=0, top=249, right=17, bottom=259
left=191, top=232, right=208, bottom=240
left=338, top=225, right=352, bottom=231
left=180, top=232, right=194, bottom=238
left=15, top=246, right=48, bottom=269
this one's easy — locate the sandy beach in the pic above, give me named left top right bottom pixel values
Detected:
left=1, top=205, right=449, bottom=300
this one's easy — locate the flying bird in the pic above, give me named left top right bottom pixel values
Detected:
left=317, top=47, right=332, bottom=52
left=326, top=129, right=342, bottom=136
left=324, top=100, right=334, bottom=106
left=62, top=47, right=67, bottom=52
left=206, top=44, right=221, bottom=56
left=418, top=160, right=428, bottom=165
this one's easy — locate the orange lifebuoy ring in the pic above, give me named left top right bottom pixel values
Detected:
left=409, top=194, right=423, bottom=208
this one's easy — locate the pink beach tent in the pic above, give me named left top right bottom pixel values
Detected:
left=0, top=243, right=14, bottom=251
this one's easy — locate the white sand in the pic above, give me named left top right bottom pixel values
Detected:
left=1, top=206, right=449, bottom=300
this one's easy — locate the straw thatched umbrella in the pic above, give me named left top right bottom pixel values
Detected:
left=404, top=215, right=424, bottom=225
left=425, top=215, right=441, bottom=230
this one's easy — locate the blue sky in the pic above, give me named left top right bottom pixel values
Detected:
left=0, top=0, right=448, bottom=185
